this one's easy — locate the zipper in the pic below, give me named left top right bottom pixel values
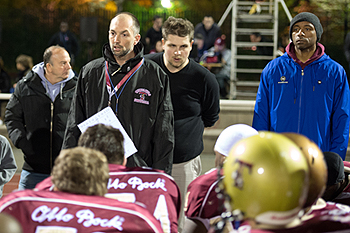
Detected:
left=111, top=67, right=121, bottom=76
left=297, top=69, right=304, bottom=133
left=49, top=83, right=74, bottom=169
left=50, top=102, right=53, bottom=170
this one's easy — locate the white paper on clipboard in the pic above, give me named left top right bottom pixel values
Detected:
left=77, top=106, right=137, bottom=158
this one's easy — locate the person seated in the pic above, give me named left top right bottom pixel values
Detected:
left=249, top=32, right=273, bottom=56
left=210, top=133, right=350, bottom=232
left=214, top=132, right=310, bottom=232
left=183, top=124, right=258, bottom=233
left=189, top=33, right=205, bottom=62
left=203, top=35, right=231, bottom=99
left=36, top=124, right=180, bottom=233
left=149, top=40, right=163, bottom=54
left=0, top=147, right=164, bottom=233
left=322, top=151, right=350, bottom=205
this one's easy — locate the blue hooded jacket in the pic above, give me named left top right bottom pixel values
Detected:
left=253, top=43, right=350, bottom=159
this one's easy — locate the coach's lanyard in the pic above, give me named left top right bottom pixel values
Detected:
left=105, top=58, right=144, bottom=114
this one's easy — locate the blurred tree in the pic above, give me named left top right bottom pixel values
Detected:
left=178, top=0, right=231, bottom=14
left=312, top=0, right=349, bottom=41
left=0, top=0, right=348, bottom=74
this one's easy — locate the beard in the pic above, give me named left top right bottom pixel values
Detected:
left=113, top=47, right=131, bottom=58
left=168, top=57, right=185, bottom=69
left=111, top=43, right=133, bottom=59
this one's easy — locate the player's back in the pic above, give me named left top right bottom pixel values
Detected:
left=185, top=168, right=224, bottom=220
left=219, top=199, right=350, bottom=233
left=106, top=164, right=181, bottom=233
left=0, top=189, right=164, bottom=233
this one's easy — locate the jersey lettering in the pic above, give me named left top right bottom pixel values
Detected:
left=153, top=195, right=170, bottom=233
left=76, top=209, right=124, bottom=230
left=32, top=206, right=74, bottom=223
left=128, top=177, right=167, bottom=191
left=31, top=205, right=124, bottom=231
left=107, top=178, right=128, bottom=190
left=108, top=176, right=167, bottom=191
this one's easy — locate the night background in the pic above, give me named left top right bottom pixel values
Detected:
left=0, top=0, right=349, bottom=79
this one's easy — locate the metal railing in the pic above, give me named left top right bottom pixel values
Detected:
left=0, top=93, right=12, bottom=100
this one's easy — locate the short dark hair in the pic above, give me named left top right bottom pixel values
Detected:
left=114, top=12, right=140, bottom=35
left=153, top=15, right=162, bottom=21
left=78, top=124, right=125, bottom=164
left=251, top=32, right=261, bottom=38
left=162, top=16, right=194, bottom=42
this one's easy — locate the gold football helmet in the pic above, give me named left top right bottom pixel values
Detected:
left=282, top=133, right=327, bottom=208
left=223, top=131, right=309, bottom=226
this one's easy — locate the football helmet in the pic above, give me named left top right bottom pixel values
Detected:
left=282, top=133, right=327, bottom=208
left=223, top=131, right=309, bottom=226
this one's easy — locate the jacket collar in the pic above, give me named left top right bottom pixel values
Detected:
left=23, top=70, right=76, bottom=92
left=286, top=42, right=325, bottom=69
left=103, top=42, right=144, bottom=74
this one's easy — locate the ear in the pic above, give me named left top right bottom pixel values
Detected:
left=162, top=38, right=165, bottom=50
left=45, top=63, right=51, bottom=73
left=189, top=40, right=194, bottom=51
left=134, top=34, right=141, bottom=45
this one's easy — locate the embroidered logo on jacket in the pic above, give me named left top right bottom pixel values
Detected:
left=278, top=76, right=288, bottom=84
left=134, top=88, right=151, bottom=105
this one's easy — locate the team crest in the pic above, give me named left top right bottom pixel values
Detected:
left=278, top=76, right=288, bottom=84
left=232, top=159, right=253, bottom=189
left=134, top=88, right=151, bottom=105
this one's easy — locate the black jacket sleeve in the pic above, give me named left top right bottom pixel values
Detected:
left=151, top=72, right=174, bottom=175
left=201, top=71, right=220, bottom=127
left=62, top=68, right=87, bottom=149
left=4, top=80, right=35, bottom=156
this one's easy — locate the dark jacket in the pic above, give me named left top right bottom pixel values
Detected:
left=4, top=70, right=77, bottom=174
left=0, top=69, right=11, bottom=93
left=194, top=22, right=222, bottom=51
left=62, top=43, right=174, bottom=175
left=48, top=30, right=79, bottom=58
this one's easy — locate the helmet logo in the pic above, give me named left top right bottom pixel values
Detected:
left=232, top=159, right=253, bottom=189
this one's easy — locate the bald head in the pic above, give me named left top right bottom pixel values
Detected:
left=112, top=12, right=140, bottom=35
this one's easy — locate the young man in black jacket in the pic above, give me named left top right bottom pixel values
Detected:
left=146, top=16, right=220, bottom=231
left=5, top=45, right=77, bottom=190
left=62, top=12, right=174, bottom=175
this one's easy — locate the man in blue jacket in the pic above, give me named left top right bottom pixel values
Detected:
left=253, top=12, right=350, bottom=160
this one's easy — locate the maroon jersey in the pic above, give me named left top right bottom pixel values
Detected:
left=184, top=168, right=224, bottom=220
left=35, top=164, right=181, bottom=233
left=0, top=189, right=164, bottom=233
left=106, top=164, right=181, bottom=233
left=210, top=200, right=350, bottom=233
